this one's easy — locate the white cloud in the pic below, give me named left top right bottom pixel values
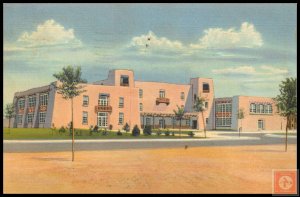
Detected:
left=260, top=65, right=289, bottom=75
left=129, top=31, right=185, bottom=54
left=212, top=65, right=289, bottom=76
left=190, top=22, right=263, bottom=49
left=212, top=66, right=256, bottom=75
left=5, top=19, right=82, bottom=51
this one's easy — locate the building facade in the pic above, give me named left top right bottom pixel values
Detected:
left=10, top=69, right=290, bottom=131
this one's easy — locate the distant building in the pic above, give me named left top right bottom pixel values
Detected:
left=11, top=69, right=293, bottom=131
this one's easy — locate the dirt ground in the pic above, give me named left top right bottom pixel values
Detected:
left=4, top=144, right=297, bottom=194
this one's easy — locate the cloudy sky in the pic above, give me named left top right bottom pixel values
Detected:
left=3, top=3, right=297, bottom=109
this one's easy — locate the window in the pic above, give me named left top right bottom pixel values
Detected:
left=18, top=98, right=25, bottom=109
left=250, top=103, right=256, bottom=113
left=258, top=119, right=264, bottom=130
left=194, top=94, right=197, bottom=102
left=120, top=75, right=129, bottom=86
left=146, top=117, right=151, bottom=126
left=39, top=112, right=46, bottom=123
left=226, top=118, right=231, bottom=125
left=225, top=104, right=232, bottom=112
left=259, top=104, right=264, bottom=114
left=99, top=94, right=108, bottom=106
left=40, top=93, right=48, bottom=106
left=216, top=104, right=222, bottom=112
left=159, top=90, right=165, bottom=98
left=83, top=95, right=89, bottom=106
left=203, top=83, right=209, bottom=92
left=17, top=114, right=23, bottom=124
left=139, top=103, right=143, bottom=111
left=181, top=92, right=185, bottom=100
left=119, top=97, right=124, bottom=108
left=205, top=102, right=208, bottom=109
left=186, top=119, right=190, bottom=126
left=82, top=112, right=88, bottom=124
left=119, top=112, right=124, bottom=125
left=172, top=117, right=176, bottom=125
left=267, top=104, right=272, bottom=114
left=28, top=96, right=36, bottom=107
left=97, top=112, right=108, bottom=127
left=27, top=113, right=34, bottom=123
left=221, top=104, right=225, bottom=113
left=206, top=118, right=209, bottom=124
left=139, top=89, right=143, bottom=98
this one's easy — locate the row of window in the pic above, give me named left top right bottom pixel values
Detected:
left=145, top=117, right=191, bottom=126
left=215, top=103, right=232, bottom=113
left=17, top=94, right=48, bottom=109
left=250, top=103, right=272, bottom=114
left=139, top=89, right=186, bottom=100
left=216, top=117, right=232, bottom=127
left=17, top=112, right=46, bottom=124
left=82, top=112, right=125, bottom=126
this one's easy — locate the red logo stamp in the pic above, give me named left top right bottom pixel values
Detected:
left=273, top=170, right=298, bottom=194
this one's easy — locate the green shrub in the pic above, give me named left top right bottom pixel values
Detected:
left=156, top=129, right=162, bottom=136
left=143, top=125, right=152, bottom=136
left=117, top=130, right=122, bottom=136
left=188, top=131, right=195, bottom=137
left=93, top=125, right=99, bottom=132
left=132, top=125, right=140, bottom=136
left=123, top=123, right=130, bottom=133
left=172, top=132, right=175, bottom=136
left=164, top=129, right=170, bottom=136
left=109, top=124, right=113, bottom=130
left=102, top=129, right=109, bottom=136
left=58, top=126, right=66, bottom=134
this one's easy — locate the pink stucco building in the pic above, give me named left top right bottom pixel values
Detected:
left=11, top=69, right=287, bottom=131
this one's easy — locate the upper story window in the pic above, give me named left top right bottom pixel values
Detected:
left=83, top=95, right=89, bottom=106
left=250, top=103, right=256, bottom=113
left=181, top=92, right=185, bottom=100
left=18, top=98, right=25, bottom=109
left=203, top=83, right=210, bottom=93
left=40, top=93, right=48, bottom=106
left=28, top=96, right=36, bottom=107
left=98, top=94, right=108, bottom=106
left=119, top=97, right=124, bottom=108
left=225, top=103, right=231, bottom=112
left=139, top=89, right=143, bottom=98
left=267, top=104, right=273, bottom=114
left=120, top=75, right=129, bottom=86
left=250, top=103, right=273, bottom=114
left=159, top=90, right=165, bottom=98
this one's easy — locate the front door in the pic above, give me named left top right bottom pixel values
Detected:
left=159, top=119, right=165, bottom=129
left=192, top=120, right=197, bottom=129
left=98, top=112, right=108, bottom=128
left=258, top=119, right=264, bottom=130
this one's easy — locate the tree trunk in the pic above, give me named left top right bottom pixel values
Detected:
left=179, top=119, right=182, bottom=137
left=201, top=111, right=206, bottom=138
left=285, top=115, right=289, bottom=152
left=72, top=98, right=75, bottom=161
left=8, top=118, right=11, bottom=135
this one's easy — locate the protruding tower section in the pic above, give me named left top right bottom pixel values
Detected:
left=190, top=77, right=215, bottom=130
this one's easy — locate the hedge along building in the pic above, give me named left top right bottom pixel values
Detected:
left=11, top=69, right=288, bottom=131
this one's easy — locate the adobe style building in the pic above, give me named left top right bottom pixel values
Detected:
left=10, top=69, right=291, bottom=132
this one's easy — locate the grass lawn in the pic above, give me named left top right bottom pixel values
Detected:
left=3, top=128, right=202, bottom=140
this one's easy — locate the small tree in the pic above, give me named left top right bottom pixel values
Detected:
left=132, top=125, right=140, bottom=136
left=53, top=65, right=87, bottom=162
left=123, top=123, right=130, bottom=133
left=4, top=103, right=15, bottom=135
left=173, top=105, right=185, bottom=137
left=274, top=77, right=297, bottom=152
left=193, top=96, right=206, bottom=138
left=143, top=125, right=152, bottom=136
left=237, top=108, right=245, bottom=137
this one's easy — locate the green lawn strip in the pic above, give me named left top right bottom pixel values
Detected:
left=3, top=128, right=202, bottom=140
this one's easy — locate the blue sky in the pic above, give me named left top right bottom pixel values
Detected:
left=3, top=3, right=297, bottom=109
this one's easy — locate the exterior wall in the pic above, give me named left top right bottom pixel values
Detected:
left=235, top=96, right=286, bottom=132
left=51, top=81, right=140, bottom=130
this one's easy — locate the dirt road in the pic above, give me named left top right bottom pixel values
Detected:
left=4, top=144, right=297, bottom=194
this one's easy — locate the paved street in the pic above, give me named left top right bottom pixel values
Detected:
left=3, top=131, right=297, bottom=152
